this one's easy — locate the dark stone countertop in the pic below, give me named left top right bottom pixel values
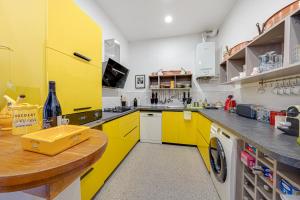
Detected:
left=84, top=106, right=300, bottom=168
left=199, top=109, right=300, bottom=168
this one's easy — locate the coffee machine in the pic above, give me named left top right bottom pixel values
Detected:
left=277, top=105, right=300, bottom=137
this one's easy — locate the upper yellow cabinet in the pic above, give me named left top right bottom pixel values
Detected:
left=0, top=0, right=102, bottom=114
left=46, top=48, right=101, bottom=115
left=47, top=0, right=102, bottom=66
left=0, top=0, right=46, bottom=105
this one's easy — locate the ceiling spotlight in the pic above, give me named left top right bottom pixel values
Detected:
left=164, top=15, right=173, bottom=24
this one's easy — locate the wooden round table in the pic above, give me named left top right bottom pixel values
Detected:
left=0, top=128, right=107, bottom=199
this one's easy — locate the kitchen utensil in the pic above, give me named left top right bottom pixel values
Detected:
left=283, top=81, right=292, bottom=95
left=236, top=104, right=257, bottom=119
left=257, top=82, right=266, bottom=94
left=270, top=111, right=286, bottom=126
left=277, top=105, right=300, bottom=137
left=291, top=79, right=300, bottom=95
left=291, top=44, right=300, bottom=63
left=272, top=81, right=280, bottom=95
left=275, top=115, right=286, bottom=129
left=154, top=93, right=158, bottom=104
left=21, top=125, right=90, bottom=156
left=11, top=103, right=43, bottom=135
left=256, top=1, right=300, bottom=35
left=223, top=41, right=251, bottom=60
left=256, top=106, right=270, bottom=124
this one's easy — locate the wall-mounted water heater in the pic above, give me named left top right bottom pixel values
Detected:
left=195, top=42, right=216, bottom=78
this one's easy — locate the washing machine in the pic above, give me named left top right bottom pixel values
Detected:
left=209, top=123, right=240, bottom=200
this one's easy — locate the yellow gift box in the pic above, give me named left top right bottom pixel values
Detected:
left=21, top=125, right=91, bottom=156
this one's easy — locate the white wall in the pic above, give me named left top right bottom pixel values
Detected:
left=127, top=34, right=233, bottom=105
left=217, top=0, right=294, bottom=62
left=217, top=0, right=299, bottom=110
left=76, top=0, right=129, bottom=106
left=76, top=0, right=129, bottom=66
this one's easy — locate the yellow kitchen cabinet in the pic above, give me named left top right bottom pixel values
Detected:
left=0, top=0, right=102, bottom=116
left=81, top=112, right=140, bottom=200
left=80, top=138, right=123, bottom=200
left=162, top=112, right=180, bottom=143
left=47, top=0, right=101, bottom=66
left=0, top=48, right=11, bottom=108
left=0, top=0, right=46, bottom=105
left=196, top=129, right=211, bottom=172
left=162, top=111, right=197, bottom=145
left=197, top=114, right=212, bottom=144
left=46, top=48, right=101, bottom=115
left=179, top=112, right=197, bottom=145
left=196, top=113, right=212, bottom=172
left=122, top=125, right=140, bottom=154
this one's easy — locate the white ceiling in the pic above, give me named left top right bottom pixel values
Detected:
left=97, top=0, right=237, bottom=42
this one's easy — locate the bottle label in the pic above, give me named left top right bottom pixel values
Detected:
left=43, top=116, right=62, bottom=129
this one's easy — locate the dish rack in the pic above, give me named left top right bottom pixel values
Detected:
left=241, top=142, right=300, bottom=200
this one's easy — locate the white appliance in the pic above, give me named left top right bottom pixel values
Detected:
left=140, top=112, right=162, bottom=143
left=195, top=42, right=216, bottom=77
left=209, top=123, right=240, bottom=200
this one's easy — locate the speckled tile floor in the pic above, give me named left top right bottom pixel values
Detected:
left=94, top=143, right=220, bottom=200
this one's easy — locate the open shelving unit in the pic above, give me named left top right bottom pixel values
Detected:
left=221, top=8, right=300, bottom=85
left=149, top=74, right=192, bottom=90
left=241, top=142, right=300, bottom=200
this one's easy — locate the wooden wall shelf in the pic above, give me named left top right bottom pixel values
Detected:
left=220, top=8, right=300, bottom=85
left=222, top=62, right=300, bottom=85
left=149, top=73, right=192, bottom=89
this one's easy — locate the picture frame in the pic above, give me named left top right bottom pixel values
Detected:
left=135, top=75, right=145, bottom=89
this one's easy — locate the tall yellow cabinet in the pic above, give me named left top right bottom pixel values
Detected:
left=0, top=0, right=102, bottom=116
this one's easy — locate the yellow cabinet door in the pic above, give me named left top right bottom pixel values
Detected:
left=0, top=0, right=46, bottom=105
left=123, top=126, right=140, bottom=155
left=47, top=0, right=102, bottom=66
left=197, top=114, right=212, bottom=144
left=179, top=112, right=197, bottom=145
left=162, top=112, right=180, bottom=143
left=0, top=48, right=11, bottom=108
left=80, top=138, right=123, bottom=200
left=46, top=48, right=101, bottom=115
left=196, top=130, right=211, bottom=172
left=162, top=112, right=197, bottom=145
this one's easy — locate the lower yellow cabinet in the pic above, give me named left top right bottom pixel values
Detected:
left=162, top=111, right=197, bottom=145
left=196, top=130, right=211, bottom=172
left=80, top=112, right=140, bottom=200
left=196, top=113, right=212, bottom=172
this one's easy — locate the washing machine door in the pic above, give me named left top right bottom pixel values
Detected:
left=209, top=137, right=227, bottom=183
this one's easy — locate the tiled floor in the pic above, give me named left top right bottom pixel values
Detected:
left=94, top=143, right=220, bottom=200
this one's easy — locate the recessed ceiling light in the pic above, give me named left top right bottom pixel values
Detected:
left=164, top=15, right=173, bottom=24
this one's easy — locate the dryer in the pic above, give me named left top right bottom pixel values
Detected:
left=209, top=123, right=240, bottom=200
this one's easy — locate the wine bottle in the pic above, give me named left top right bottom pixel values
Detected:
left=43, top=81, right=62, bottom=128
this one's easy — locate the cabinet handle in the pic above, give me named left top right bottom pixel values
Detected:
left=147, top=114, right=154, bottom=116
left=80, top=167, right=94, bottom=180
left=74, top=107, right=92, bottom=112
left=73, top=52, right=91, bottom=62
left=123, top=126, right=137, bottom=138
